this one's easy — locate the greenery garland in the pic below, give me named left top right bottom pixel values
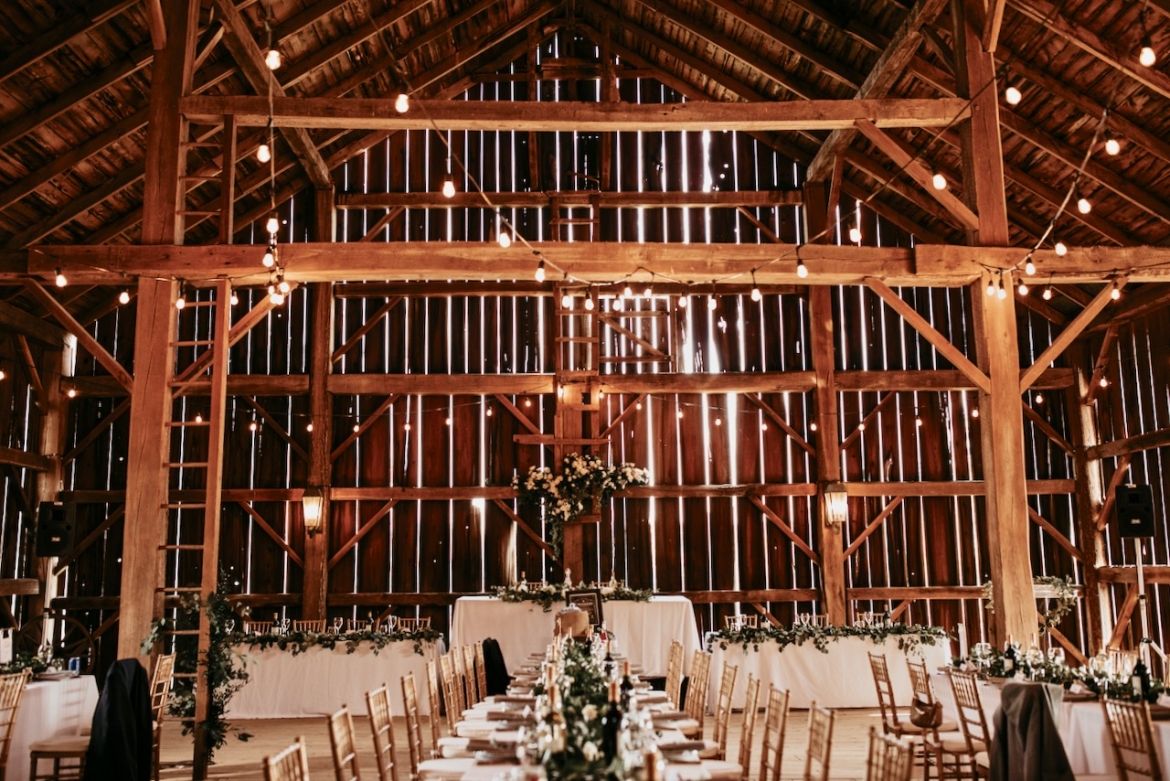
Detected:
left=706, top=621, right=947, bottom=655
left=0, top=653, right=50, bottom=675
left=494, top=583, right=654, bottom=612
left=982, top=574, right=1079, bottom=629
left=531, top=639, right=616, bottom=780
left=962, top=647, right=1165, bottom=703
left=512, top=453, right=649, bottom=559
left=234, top=626, right=441, bottom=657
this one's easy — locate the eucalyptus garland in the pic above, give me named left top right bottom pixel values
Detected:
left=494, top=583, right=654, bottom=612
left=982, top=575, right=1079, bottom=629
left=531, top=639, right=616, bottom=780
left=234, top=626, right=441, bottom=657
left=707, top=621, right=947, bottom=655
left=0, top=653, right=50, bottom=675
left=963, top=647, right=1165, bottom=703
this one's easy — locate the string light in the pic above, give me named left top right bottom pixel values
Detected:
left=1139, top=39, right=1157, bottom=67
left=1099, top=377, right=1110, bottom=388
left=584, top=295, right=595, bottom=311
left=265, top=214, right=280, bottom=235
left=809, top=422, right=818, bottom=431
left=848, top=226, right=862, bottom=243
left=796, top=258, right=809, bottom=279
left=54, top=269, right=67, bottom=288
left=1076, top=193, right=1092, bottom=214
left=1054, top=241, right=1068, bottom=257
left=175, top=290, right=187, bottom=310
left=268, top=285, right=285, bottom=306
left=971, top=408, right=980, bottom=419
left=750, top=270, right=762, bottom=302
left=676, top=410, right=684, bottom=420
left=306, top=422, right=314, bottom=432
left=442, top=146, right=456, bottom=198
left=996, top=272, right=1008, bottom=300
left=623, top=285, right=633, bottom=299
left=395, top=92, right=410, bottom=113
left=931, top=172, right=947, bottom=190
left=277, top=276, right=291, bottom=295
left=1017, top=279, right=1029, bottom=296
left=0, top=369, right=5, bottom=382
left=1034, top=392, right=1044, bottom=405
left=677, top=295, right=688, bottom=308
left=561, top=293, right=573, bottom=309
left=264, top=48, right=282, bottom=70
left=642, top=285, right=652, bottom=299
left=65, top=388, right=77, bottom=398
left=118, top=290, right=130, bottom=305
left=707, top=296, right=717, bottom=311
left=534, top=259, right=545, bottom=282
left=497, top=230, right=512, bottom=249
left=1042, top=285, right=1054, bottom=301
left=1024, top=256, right=1036, bottom=276
left=230, top=291, right=240, bottom=306
left=1104, top=135, right=1121, bottom=156
left=257, top=143, right=271, bottom=163
left=262, top=245, right=276, bottom=268
left=985, top=275, right=996, bottom=297
left=1004, top=84, right=1022, bottom=105
left=1110, top=279, right=1122, bottom=300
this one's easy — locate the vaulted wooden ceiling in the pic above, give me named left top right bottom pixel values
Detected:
left=0, top=0, right=1168, bottom=255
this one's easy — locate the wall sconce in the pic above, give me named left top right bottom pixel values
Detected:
left=824, top=482, right=849, bottom=527
left=302, top=486, right=326, bottom=535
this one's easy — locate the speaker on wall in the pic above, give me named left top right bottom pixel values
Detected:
left=35, top=502, right=74, bottom=557
left=1116, top=483, right=1155, bottom=538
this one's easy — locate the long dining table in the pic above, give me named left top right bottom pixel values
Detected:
left=5, top=674, right=99, bottom=781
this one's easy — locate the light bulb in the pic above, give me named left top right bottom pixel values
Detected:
left=441, top=178, right=456, bottom=198
left=251, top=421, right=260, bottom=433
left=1076, top=196, right=1091, bottom=214
left=561, top=293, right=573, bottom=309
left=262, top=248, right=275, bottom=268
left=642, top=286, right=652, bottom=299
left=1025, top=259, right=1036, bottom=276
left=230, top=291, right=239, bottom=306
left=1110, top=281, right=1121, bottom=301
left=395, top=92, right=410, bottom=113
left=175, top=295, right=186, bottom=310
left=257, top=143, right=271, bottom=163
left=915, top=417, right=923, bottom=427
left=1042, top=286, right=1053, bottom=301
left=986, top=279, right=996, bottom=297
left=534, top=260, right=545, bottom=282
left=848, top=226, right=862, bottom=243
left=66, top=388, right=77, bottom=398
left=677, top=295, right=688, bottom=308
left=266, top=215, right=280, bottom=234
left=1017, top=281, right=1029, bottom=296
left=269, top=290, right=285, bottom=306
left=1054, top=241, right=1068, bottom=257
left=996, top=283, right=1007, bottom=300
left=1099, top=377, right=1109, bottom=388
left=194, top=413, right=203, bottom=424
left=54, top=270, right=67, bottom=287
left=971, top=408, right=980, bottom=419
left=623, top=285, right=633, bottom=299
left=307, top=422, right=314, bottom=432
left=584, top=297, right=594, bottom=311
left=1139, top=41, right=1157, bottom=67
left=0, top=369, right=5, bottom=381
left=612, top=297, right=624, bottom=312
left=118, top=290, right=130, bottom=305
left=1104, top=137, right=1121, bottom=156
left=707, top=296, right=717, bottom=311
left=750, top=286, right=762, bottom=302
left=677, top=410, right=684, bottom=420
left=1004, top=85, right=1022, bottom=105
left=498, top=230, right=512, bottom=249
left=278, top=279, right=291, bottom=294
left=809, top=422, right=818, bottom=431
left=796, top=260, right=809, bottom=279
left=931, top=172, right=947, bottom=190
left=264, top=48, right=282, bottom=70
left=1034, top=393, right=1044, bottom=404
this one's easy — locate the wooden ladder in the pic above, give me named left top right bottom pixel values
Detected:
left=176, top=115, right=237, bottom=245
left=154, top=279, right=232, bottom=776
left=548, top=285, right=607, bottom=460
left=550, top=192, right=600, bottom=241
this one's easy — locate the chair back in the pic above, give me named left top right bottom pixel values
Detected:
left=291, top=619, right=326, bottom=633
left=263, top=736, right=311, bottom=781
left=1103, top=697, right=1163, bottom=781
left=327, top=706, right=363, bottom=781
left=803, top=702, right=835, bottom=781
left=437, top=653, right=460, bottom=732
left=364, top=685, right=399, bottom=781
left=245, top=619, right=274, bottom=634
left=150, top=653, right=176, bottom=722
left=946, top=669, right=991, bottom=752
left=683, top=650, right=713, bottom=726
left=397, top=617, right=431, bottom=632
left=905, top=657, right=936, bottom=706
left=0, top=669, right=29, bottom=770
left=462, top=644, right=480, bottom=705
left=401, top=673, right=425, bottom=781
left=346, top=618, right=373, bottom=632
left=474, top=642, right=489, bottom=703
left=664, top=640, right=684, bottom=707
left=865, top=726, right=913, bottom=781
left=712, top=661, right=739, bottom=759
left=723, top=614, right=758, bottom=629
left=424, top=659, right=443, bottom=756
left=867, top=652, right=902, bottom=733
left=736, top=674, right=761, bottom=781
left=758, top=686, right=790, bottom=781
left=450, top=649, right=468, bottom=715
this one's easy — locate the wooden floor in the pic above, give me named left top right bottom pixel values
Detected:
left=158, top=708, right=888, bottom=780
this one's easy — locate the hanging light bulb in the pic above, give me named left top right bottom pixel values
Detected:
left=1017, top=280, right=1029, bottom=296
left=175, top=292, right=186, bottom=310
left=1104, top=135, right=1121, bottom=156
left=262, top=245, right=276, bottom=268
left=931, top=172, right=947, bottom=190
left=0, top=369, right=5, bottom=381
left=1076, top=195, right=1092, bottom=214
left=809, top=422, right=818, bottom=431
left=996, top=273, right=1008, bottom=300
left=277, top=278, right=291, bottom=295
left=1004, top=84, right=1022, bottom=105
left=257, top=143, right=271, bottom=163
left=1110, top=280, right=1122, bottom=301
left=750, top=285, right=762, bottom=302
left=230, top=291, right=240, bottom=306
left=264, top=48, right=282, bottom=70
left=1099, top=376, right=1109, bottom=388
left=796, top=258, right=809, bottom=279
left=1042, top=286, right=1054, bottom=301
left=1054, top=241, right=1068, bottom=257
left=269, top=289, right=285, bottom=306
left=1034, top=392, right=1044, bottom=405
left=54, top=269, right=67, bottom=288
left=441, top=178, right=456, bottom=198
left=642, top=286, right=652, bottom=299
left=623, top=285, right=633, bottom=299
left=848, top=226, right=862, bottom=243
left=395, top=92, right=410, bottom=114
left=1025, top=257, right=1036, bottom=276
left=1139, top=36, right=1157, bottom=67
left=534, top=259, right=545, bottom=282
left=971, top=408, right=980, bottom=419
left=584, top=296, right=595, bottom=311
left=266, top=214, right=280, bottom=234
left=677, top=295, right=688, bottom=308
left=561, top=293, right=573, bottom=309
left=985, top=276, right=996, bottom=297
left=65, top=388, right=77, bottom=398
left=707, top=296, right=717, bottom=311
left=612, top=296, right=624, bottom=312
left=498, top=230, right=512, bottom=249
left=118, top=290, right=130, bottom=305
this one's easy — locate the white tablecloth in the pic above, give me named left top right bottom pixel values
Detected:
left=6, top=676, right=99, bottom=781
left=226, top=640, right=441, bottom=718
left=708, top=636, right=950, bottom=711
left=449, top=596, right=701, bottom=677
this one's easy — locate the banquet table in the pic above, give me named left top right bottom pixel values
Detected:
left=933, top=673, right=1170, bottom=777
left=226, top=639, right=442, bottom=718
left=5, top=675, right=99, bottom=781
left=450, top=596, right=701, bottom=677
left=707, top=635, right=950, bottom=711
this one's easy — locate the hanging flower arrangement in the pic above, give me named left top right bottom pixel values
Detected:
left=512, top=453, right=649, bottom=558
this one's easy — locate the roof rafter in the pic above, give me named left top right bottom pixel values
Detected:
left=0, top=0, right=137, bottom=84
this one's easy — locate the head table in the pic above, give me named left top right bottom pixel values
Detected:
left=226, top=638, right=443, bottom=718
left=450, top=596, right=701, bottom=678
left=5, top=675, right=99, bottom=781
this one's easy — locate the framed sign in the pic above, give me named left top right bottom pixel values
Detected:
left=566, top=589, right=604, bottom=626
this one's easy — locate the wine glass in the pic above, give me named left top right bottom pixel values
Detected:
left=224, top=619, right=236, bottom=635
left=333, top=616, right=344, bottom=634
left=1048, top=646, right=1065, bottom=667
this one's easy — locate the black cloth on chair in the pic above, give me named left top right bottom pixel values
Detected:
left=988, top=681, right=1074, bottom=781
left=481, top=638, right=511, bottom=695
left=84, top=658, right=153, bottom=781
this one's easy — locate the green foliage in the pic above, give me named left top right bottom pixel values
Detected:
left=494, top=583, right=654, bottom=612
left=962, top=647, right=1164, bottom=703
left=706, top=621, right=948, bottom=655
left=237, top=626, right=441, bottom=657
left=536, top=640, right=617, bottom=780
left=0, top=653, right=49, bottom=675
left=982, top=575, right=1079, bottom=629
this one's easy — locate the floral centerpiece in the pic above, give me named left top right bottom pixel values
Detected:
left=494, top=576, right=653, bottom=612
left=513, top=453, right=649, bottom=558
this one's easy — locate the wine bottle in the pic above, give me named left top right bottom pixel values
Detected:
left=603, top=638, right=615, bottom=679
left=620, top=659, right=635, bottom=710
left=602, top=680, right=622, bottom=762
left=1002, top=636, right=1017, bottom=676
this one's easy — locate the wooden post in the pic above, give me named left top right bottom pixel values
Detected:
left=804, top=180, right=846, bottom=625
left=304, top=188, right=335, bottom=620
left=117, top=0, right=198, bottom=659
left=28, top=342, right=70, bottom=632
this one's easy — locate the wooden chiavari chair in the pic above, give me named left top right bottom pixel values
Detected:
left=436, top=654, right=460, bottom=733
left=0, top=670, right=29, bottom=777
left=473, top=642, right=488, bottom=701
left=758, top=686, right=790, bottom=781
left=664, top=640, right=684, bottom=708
left=262, top=737, right=311, bottom=781
left=722, top=614, right=758, bottom=629
left=424, top=660, right=443, bottom=756
left=734, top=674, right=761, bottom=781
left=327, top=706, right=363, bottom=781
left=938, top=669, right=989, bottom=779
left=803, top=702, right=835, bottom=781
left=866, top=726, right=914, bottom=781
left=396, top=617, right=431, bottom=633
left=346, top=618, right=372, bottom=632
left=149, top=653, right=176, bottom=781
left=702, top=661, right=738, bottom=759
left=364, top=685, right=399, bottom=781
left=402, top=674, right=474, bottom=781
left=680, top=649, right=712, bottom=735
left=27, top=664, right=91, bottom=781
left=1103, top=697, right=1163, bottom=781
left=244, top=619, right=274, bottom=634
left=461, top=645, right=479, bottom=706
left=291, top=619, right=326, bottom=633
left=449, top=650, right=469, bottom=716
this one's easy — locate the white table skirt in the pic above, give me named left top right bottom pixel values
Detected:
left=226, top=640, right=442, bottom=718
left=6, top=676, right=99, bottom=781
left=449, top=596, right=701, bottom=677
left=708, top=636, right=950, bottom=711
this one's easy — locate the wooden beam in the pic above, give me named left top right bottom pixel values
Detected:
left=599, top=394, right=647, bottom=440
left=1107, top=586, right=1139, bottom=650
left=982, top=0, right=1007, bottom=52
left=0, top=0, right=136, bottom=84
left=0, top=447, right=53, bottom=472
left=840, top=391, right=896, bottom=452
left=53, top=507, right=123, bottom=576
left=331, top=299, right=402, bottom=364
left=1024, top=279, right=1123, bottom=390
left=238, top=501, right=304, bottom=569
left=182, top=95, right=972, bottom=131
left=339, top=190, right=804, bottom=210
left=1021, top=404, right=1073, bottom=455
left=843, top=496, right=904, bottom=558
left=805, top=0, right=948, bottom=180
left=208, top=0, right=331, bottom=188
left=23, top=281, right=133, bottom=392
left=0, top=301, right=68, bottom=346
left=741, top=393, right=814, bottom=455
left=327, top=500, right=399, bottom=570
left=492, top=499, right=561, bottom=564
left=1095, top=454, right=1133, bottom=532
left=146, top=0, right=167, bottom=49
left=1026, top=507, right=1081, bottom=561
left=330, top=394, right=399, bottom=462
left=865, top=278, right=990, bottom=393
left=495, top=393, right=543, bottom=437
left=747, top=495, right=820, bottom=565
left=1087, top=428, right=1170, bottom=461
left=239, top=396, right=309, bottom=464
left=359, top=208, right=405, bottom=242
left=1082, top=322, right=1117, bottom=406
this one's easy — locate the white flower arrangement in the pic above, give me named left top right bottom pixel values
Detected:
left=511, top=453, right=649, bottom=557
